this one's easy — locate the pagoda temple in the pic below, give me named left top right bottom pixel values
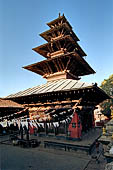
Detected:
left=6, top=14, right=110, bottom=139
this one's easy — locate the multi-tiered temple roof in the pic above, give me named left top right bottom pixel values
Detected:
left=23, top=14, right=95, bottom=81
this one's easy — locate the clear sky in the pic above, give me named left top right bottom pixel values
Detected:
left=0, top=0, right=113, bottom=97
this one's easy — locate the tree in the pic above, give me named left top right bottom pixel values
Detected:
left=100, top=74, right=113, bottom=117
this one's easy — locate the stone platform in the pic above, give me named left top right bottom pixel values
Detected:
left=0, top=128, right=102, bottom=155
left=32, top=128, right=102, bottom=155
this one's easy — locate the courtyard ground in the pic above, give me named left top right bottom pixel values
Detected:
left=0, top=132, right=106, bottom=170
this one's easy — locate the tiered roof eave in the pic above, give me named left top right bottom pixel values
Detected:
left=32, top=35, right=87, bottom=59
left=40, top=23, right=80, bottom=42
left=33, top=14, right=86, bottom=59
left=46, top=14, right=72, bottom=29
left=23, top=51, right=95, bottom=79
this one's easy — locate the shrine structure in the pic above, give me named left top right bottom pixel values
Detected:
left=6, top=14, right=110, bottom=139
left=0, top=99, right=28, bottom=122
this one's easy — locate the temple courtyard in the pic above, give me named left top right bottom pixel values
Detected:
left=0, top=131, right=106, bottom=170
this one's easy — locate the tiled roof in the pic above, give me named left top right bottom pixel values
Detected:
left=6, top=79, right=93, bottom=99
left=0, top=99, right=23, bottom=108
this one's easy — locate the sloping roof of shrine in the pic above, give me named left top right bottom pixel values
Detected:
left=0, top=99, right=23, bottom=108
left=6, top=79, right=109, bottom=100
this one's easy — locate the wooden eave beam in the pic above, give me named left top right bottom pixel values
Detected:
left=73, top=105, right=95, bottom=110
left=63, top=38, right=67, bottom=49
left=67, top=44, right=73, bottom=52
left=46, top=62, right=53, bottom=74
left=51, top=32, right=57, bottom=38
left=53, top=59, right=60, bottom=72
left=54, top=41, right=61, bottom=50
left=56, top=58, right=63, bottom=72
left=40, top=23, right=79, bottom=41
left=61, top=27, right=65, bottom=36
left=67, top=72, right=80, bottom=80
left=59, top=58, right=65, bottom=70
left=23, top=63, right=47, bottom=76
left=65, top=41, right=72, bottom=49
left=24, top=99, right=82, bottom=108
left=42, top=62, right=50, bottom=75
left=47, top=43, right=53, bottom=53
left=68, top=61, right=77, bottom=73
left=47, top=15, right=67, bottom=27
left=65, top=56, right=72, bottom=70
left=73, top=52, right=95, bottom=74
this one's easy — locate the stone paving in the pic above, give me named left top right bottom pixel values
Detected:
left=0, top=133, right=107, bottom=170
left=83, top=142, right=107, bottom=170
left=0, top=144, right=90, bottom=170
left=84, top=153, right=106, bottom=170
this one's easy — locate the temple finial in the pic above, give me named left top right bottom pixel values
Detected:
left=59, top=13, right=61, bottom=18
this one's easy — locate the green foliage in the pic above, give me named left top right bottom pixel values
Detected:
left=100, top=74, right=113, bottom=117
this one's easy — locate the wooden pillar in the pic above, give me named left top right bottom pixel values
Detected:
left=68, top=111, right=82, bottom=139
left=20, top=126, right=23, bottom=140
left=44, top=122, right=47, bottom=136
left=26, top=120, right=29, bottom=141
left=65, top=120, right=67, bottom=137
left=26, top=129, right=29, bottom=141
left=54, top=124, right=56, bottom=136
left=92, top=109, right=95, bottom=128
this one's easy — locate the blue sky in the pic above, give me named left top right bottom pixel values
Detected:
left=0, top=0, right=113, bottom=97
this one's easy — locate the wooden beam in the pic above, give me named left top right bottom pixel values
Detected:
left=63, top=38, right=67, bottom=49
left=54, top=41, right=60, bottom=50
left=43, top=63, right=50, bottom=75
left=35, top=63, right=46, bottom=75
left=65, top=41, right=71, bottom=49
left=46, top=63, right=53, bottom=74
left=63, top=29, right=68, bottom=36
left=52, top=32, right=56, bottom=38
left=73, top=106, right=95, bottom=110
left=59, top=58, right=65, bottom=70
left=56, top=58, right=63, bottom=71
left=24, top=99, right=82, bottom=108
left=47, top=44, right=53, bottom=53
left=56, top=58, right=63, bottom=72
left=57, top=30, right=61, bottom=36
left=67, top=44, right=73, bottom=51
left=61, top=27, right=65, bottom=35
left=53, top=59, right=60, bottom=72
left=65, top=57, right=71, bottom=70
left=57, top=40, right=62, bottom=49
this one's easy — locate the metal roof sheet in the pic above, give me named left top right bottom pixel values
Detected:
left=6, top=79, right=93, bottom=99
left=47, top=79, right=67, bottom=92
left=54, top=79, right=72, bottom=91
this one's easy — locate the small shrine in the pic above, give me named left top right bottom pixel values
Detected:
left=0, top=99, right=29, bottom=134
left=6, top=14, right=110, bottom=140
left=0, top=99, right=28, bottom=121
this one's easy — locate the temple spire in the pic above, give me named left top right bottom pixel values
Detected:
left=24, top=15, right=95, bottom=81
